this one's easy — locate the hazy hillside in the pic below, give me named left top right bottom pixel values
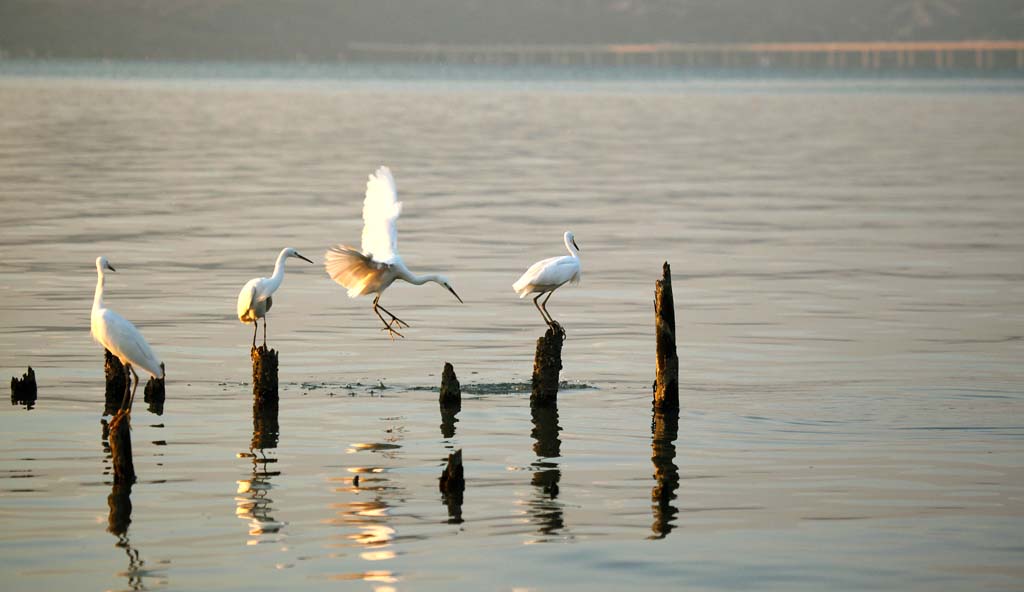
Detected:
left=2, top=0, right=1022, bottom=61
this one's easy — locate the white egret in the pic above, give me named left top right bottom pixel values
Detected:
left=237, top=247, right=313, bottom=348
left=325, top=166, right=463, bottom=339
left=513, top=231, right=581, bottom=330
left=91, top=256, right=165, bottom=413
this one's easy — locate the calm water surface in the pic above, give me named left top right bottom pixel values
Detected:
left=1, top=64, right=1023, bottom=591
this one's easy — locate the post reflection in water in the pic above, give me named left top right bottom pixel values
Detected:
left=439, top=403, right=459, bottom=440
left=528, top=404, right=565, bottom=538
left=650, top=410, right=680, bottom=539
left=235, top=401, right=282, bottom=544
left=102, top=424, right=161, bottom=591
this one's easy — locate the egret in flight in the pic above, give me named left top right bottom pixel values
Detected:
left=325, top=166, right=463, bottom=339
left=513, top=231, right=581, bottom=330
left=91, top=256, right=165, bottom=413
left=237, top=247, right=313, bottom=349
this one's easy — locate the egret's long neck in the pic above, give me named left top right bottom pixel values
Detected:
left=267, top=252, right=289, bottom=291
left=399, top=267, right=441, bottom=286
left=93, top=269, right=105, bottom=311
left=564, top=236, right=580, bottom=258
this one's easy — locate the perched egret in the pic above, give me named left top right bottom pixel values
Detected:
left=237, top=247, right=313, bottom=348
left=513, top=231, right=581, bottom=330
left=90, top=256, right=165, bottom=412
left=325, top=166, right=463, bottom=339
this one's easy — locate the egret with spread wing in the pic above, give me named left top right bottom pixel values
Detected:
left=513, top=231, right=581, bottom=330
left=237, top=247, right=313, bottom=348
left=325, top=166, right=463, bottom=339
left=91, top=256, right=165, bottom=413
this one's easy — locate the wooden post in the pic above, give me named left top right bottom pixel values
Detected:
left=650, top=409, right=680, bottom=538
left=108, top=410, right=135, bottom=484
left=104, top=349, right=127, bottom=415
left=10, top=366, right=37, bottom=408
left=531, top=325, right=564, bottom=406
left=439, top=362, right=461, bottom=438
left=251, top=346, right=278, bottom=405
left=252, top=396, right=279, bottom=451
left=144, top=366, right=165, bottom=415
left=654, top=262, right=679, bottom=411
left=439, top=449, right=465, bottom=524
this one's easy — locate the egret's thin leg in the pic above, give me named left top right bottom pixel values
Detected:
left=532, top=293, right=550, bottom=326
left=540, top=291, right=562, bottom=333
left=252, top=322, right=258, bottom=349
left=262, top=318, right=268, bottom=348
left=120, top=364, right=132, bottom=412
left=127, top=365, right=140, bottom=412
left=375, top=302, right=410, bottom=328
left=372, top=295, right=404, bottom=339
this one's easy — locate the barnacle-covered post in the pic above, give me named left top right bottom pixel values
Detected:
left=531, top=325, right=564, bottom=406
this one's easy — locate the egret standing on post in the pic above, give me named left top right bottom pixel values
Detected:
left=513, top=231, right=581, bottom=330
left=325, top=166, right=463, bottom=339
left=91, top=256, right=165, bottom=413
left=237, top=247, right=314, bottom=349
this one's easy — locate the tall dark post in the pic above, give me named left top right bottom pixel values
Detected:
left=531, top=325, right=565, bottom=406
left=104, top=350, right=126, bottom=416
left=251, top=346, right=278, bottom=406
left=653, top=262, right=679, bottom=411
left=650, top=410, right=680, bottom=538
left=439, top=362, right=461, bottom=438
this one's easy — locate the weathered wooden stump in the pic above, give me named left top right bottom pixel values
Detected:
left=10, top=366, right=37, bottom=408
left=439, top=362, right=461, bottom=438
left=439, top=449, right=465, bottom=523
left=104, top=350, right=127, bottom=415
left=251, top=346, right=278, bottom=405
left=144, top=366, right=165, bottom=415
left=108, top=410, right=136, bottom=484
left=106, top=481, right=133, bottom=536
left=439, top=362, right=461, bottom=406
left=653, top=262, right=679, bottom=411
left=531, top=324, right=565, bottom=406
left=650, top=410, right=680, bottom=539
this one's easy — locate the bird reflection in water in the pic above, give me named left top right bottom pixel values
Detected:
left=236, top=402, right=282, bottom=544
left=528, top=404, right=565, bottom=538
left=650, top=410, right=680, bottom=539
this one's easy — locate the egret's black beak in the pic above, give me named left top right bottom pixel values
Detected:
left=296, top=252, right=314, bottom=264
left=448, top=286, right=464, bottom=304
left=108, top=264, right=117, bottom=272
left=572, top=238, right=580, bottom=252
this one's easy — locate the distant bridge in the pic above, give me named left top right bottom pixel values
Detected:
left=348, top=40, right=1024, bottom=70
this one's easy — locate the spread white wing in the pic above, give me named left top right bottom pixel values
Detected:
left=361, top=166, right=402, bottom=264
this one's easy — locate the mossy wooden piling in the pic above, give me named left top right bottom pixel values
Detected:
left=104, top=350, right=127, bottom=415
left=251, top=346, right=278, bottom=405
left=531, top=325, right=565, bottom=406
left=439, top=362, right=461, bottom=438
left=108, top=410, right=135, bottom=484
left=653, top=262, right=679, bottom=411
left=439, top=449, right=465, bottom=523
left=10, top=366, right=37, bottom=407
